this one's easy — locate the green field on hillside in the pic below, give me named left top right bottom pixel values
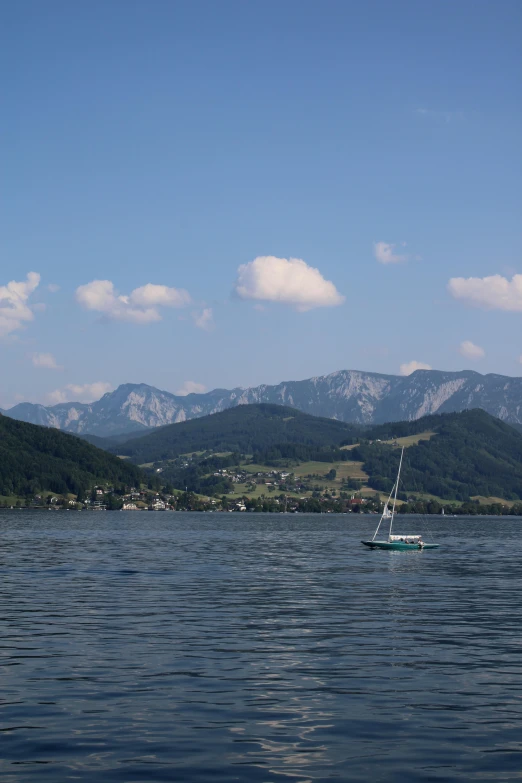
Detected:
left=383, top=431, right=436, bottom=448
left=292, top=460, right=369, bottom=481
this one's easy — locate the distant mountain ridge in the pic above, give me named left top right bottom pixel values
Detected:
left=4, top=369, right=522, bottom=437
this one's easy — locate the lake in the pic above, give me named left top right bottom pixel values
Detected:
left=1, top=512, right=521, bottom=782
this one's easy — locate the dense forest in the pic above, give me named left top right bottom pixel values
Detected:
left=115, top=404, right=360, bottom=462
left=0, top=414, right=143, bottom=497
left=355, top=410, right=522, bottom=500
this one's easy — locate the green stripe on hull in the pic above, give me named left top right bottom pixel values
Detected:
left=361, top=540, right=440, bottom=550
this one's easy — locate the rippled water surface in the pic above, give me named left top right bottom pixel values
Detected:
left=1, top=512, right=521, bottom=782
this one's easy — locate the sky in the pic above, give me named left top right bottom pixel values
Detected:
left=1, top=0, right=521, bottom=408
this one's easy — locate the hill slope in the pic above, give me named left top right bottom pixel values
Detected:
left=116, top=405, right=522, bottom=503
left=115, top=403, right=360, bottom=462
left=4, top=369, right=522, bottom=436
left=0, top=415, right=143, bottom=497
left=357, top=410, right=522, bottom=501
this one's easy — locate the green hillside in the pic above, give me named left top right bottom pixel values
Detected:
left=3, top=404, right=519, bottom=508
left=357, top=410, right=522, bottom=501
left=0, top=414, right=143, bottom=498
left=114, top=404, right=522, bottom=504
left=115, top=403, right=360, bottom=462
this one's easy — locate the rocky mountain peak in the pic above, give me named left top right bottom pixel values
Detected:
left=4, top=368, right=522, bottom=437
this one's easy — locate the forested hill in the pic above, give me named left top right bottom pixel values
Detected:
left=114, top=403, right=360, bottom=462
left=3, top=404, right=520, bottom=504
left=116, top=405, right=522, bottom=502
left=356, top=410, right=522, bottom=501
left=0, top=414, right=143, bottom=497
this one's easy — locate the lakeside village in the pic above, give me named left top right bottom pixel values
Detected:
left=2, top=465, right=522, bottom=516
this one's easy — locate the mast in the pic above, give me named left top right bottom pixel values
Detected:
left=389, top=447, right=404, bottom=540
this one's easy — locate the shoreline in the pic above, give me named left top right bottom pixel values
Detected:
left=1, top=507, right=521, bottom=519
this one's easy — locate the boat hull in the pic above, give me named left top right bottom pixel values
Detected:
left=361, top=540, right=439, bottom=550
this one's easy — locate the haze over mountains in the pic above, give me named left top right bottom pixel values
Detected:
left=3, top=368, right=522, bottom=437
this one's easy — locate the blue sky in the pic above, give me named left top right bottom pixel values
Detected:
left=2, top=0, right=521, bottom=407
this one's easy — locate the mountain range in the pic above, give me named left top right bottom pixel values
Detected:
left=3, top=368, right=522, bottom=437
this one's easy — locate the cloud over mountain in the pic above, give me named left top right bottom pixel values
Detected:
left=76, top=280, right=191, bottom=323
left=176, top=381, right=207, bottom=396
left=0, top=272, right=41, bottom=337
left=234, top=256, right=344, bottom=311
left=400, top=360, right=432, bottom=376
left=459, top=341, right=485, bottom=360
left=448, top=274, right=522, bottom=311
left=47, top=382, right=113, bottom=404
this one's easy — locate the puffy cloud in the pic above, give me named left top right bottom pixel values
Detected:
left=400, top=360, right=432, bottom=376
left=0, top=272, right=41, bottom=337
left=448, top=274, right=522, bottom=311
left=176, top=381, right=207, bottom=396
left=31, top=352, right=62, bottom=370
left=459, top=340, right=485, bottom=360
left=47, top=382, right=113, bottom=405
left=234, top=256, right=344, bottom=311
left=47, top=283, right=60, bottom=293
left=192, top=308, right=214, bottom=331
left=374, top=242, right=408, bottom=265
left=129, top=283, right=191, bottom=308
left=75, top=280, right=191, bottom=323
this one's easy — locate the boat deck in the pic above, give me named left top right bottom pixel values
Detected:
left=362, top=540, right=440, bottom=550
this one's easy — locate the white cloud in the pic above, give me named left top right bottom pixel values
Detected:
left=75, top=280, right=191, bottom=323
left=47, top=283, right=60, bottom=293
left=0, top=272, right=41, bottom=337
left=129, top=283, right=191, bottom=308
left=400, top=360, right=432, bottom=376
left=31, top=352, right=62, bottom=370
left=448, top=274, right=522, bottom=311
left=459, top=340, right=485, bottom=360
left=234, top=256, right=344, bottom=311
left=47, top=382, right=113, bottom=405
left=374, top=242, right=408, bottom=265
left=192, top=308, right=214, bottom=330
left=176, top=381, right=207, bottom=396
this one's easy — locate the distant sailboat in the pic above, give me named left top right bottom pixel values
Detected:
left=361, top=448, right=439, bottom=551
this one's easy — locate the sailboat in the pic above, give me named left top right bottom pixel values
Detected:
left=361, top=448, right=439, bottom=550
